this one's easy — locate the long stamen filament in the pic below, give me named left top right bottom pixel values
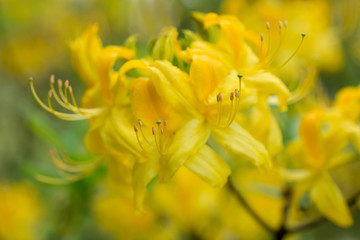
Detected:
left=152, top=127, right=161, bottom=153
left=217, top=93, right=223, bottom=125
left=278, top=33, right=306, bottom=69
left=138, top=119, right=151, bottom=145
left=260, top=33, right=264, bottom=61
left=156, top=120, right=163, bottom=154
left=68, top=86, right=82, bottom=113
left=134, top=125, right=148, bottom=152
left=29, top=77, right=102, bottom=120
left=266, top=22, right=271, bottom=56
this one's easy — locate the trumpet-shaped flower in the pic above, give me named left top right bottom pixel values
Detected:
left=282, top=86, right=360, bottom=227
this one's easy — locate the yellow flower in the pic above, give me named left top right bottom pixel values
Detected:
left=221, top=0, right=344, bottom=75
left=69, top=24, right=135, bottom=108
left=283, top=99, right=360, bottom=227
left=0, top=182, right=42, bottom=240
left=105, top=59, right=232, bottom=212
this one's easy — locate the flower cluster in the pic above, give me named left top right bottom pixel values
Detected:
left=30, top=12, right=360, bottom=234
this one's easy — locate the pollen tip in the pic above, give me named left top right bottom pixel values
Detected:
left=230, top=92, right=235, bottom=101
left=138, top=119, right=143, bottom=126
left=266, top=22, right=270, bottom=30
left=58, top=79, right=63, bottom=86
left=65, top=80, right=69, bottom=87
left=217, top=93, right=223, bottom=102
left=235, top=89, right=240, bottom=98
left=156, top=120, right=162, bottom=125
left=48, top=89, right=53, bottom=98
left=68, top=86, right=73, bottom=92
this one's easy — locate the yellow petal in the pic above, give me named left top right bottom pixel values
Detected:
left=310, top=172, right=353, bottom=227
left=185, top=145, right=231, bottom=188
left=133, top=158, right=159, bottom=214
left=98, top=46, right=135, bottom=103
left=244, top=73, right=291, bottom=111
left=350, top=125, right=360, bottom=153
left=189, top=54, right=228, bottom=104
left=159, top=118, right=210, bottom=183
left=100, top=107, right=142, bottom=158
left=69, top=24, right=102, bottom=87
left=129, top=77, right=170, bottom=127
left=150, top=60, right=199, bottom=117
left=212, top=122, right=272, bottom=168
left=299, top=109, right=325, bottom=167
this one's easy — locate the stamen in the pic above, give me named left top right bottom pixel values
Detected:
left=152, top=126, right=161, bottom=153
left=48, top=90, right=55, bottom=114
left=230, top=92, right=235, bottom=101
left=225, top=75, right=242, bottom=127
left=266, top=22, right=271, bottom=56
left=284, top=20, right=288, bottom=29
left=260, top=33, right=264, bottom=60
left=217, top=93, right=223, bottom=125
left=134, top=124, right=147, bottom=152
left=138, top=119, right=150, bottom=144
left=29, top=77, right=103, bottom=121
left=278, top=33, right=306, bottom=69
left=68, top=86, right=82, bottom=113
left=156, top=120, right=163, bottom=153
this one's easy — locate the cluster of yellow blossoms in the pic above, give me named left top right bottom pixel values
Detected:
left=30, top=11, right=360, bottom=236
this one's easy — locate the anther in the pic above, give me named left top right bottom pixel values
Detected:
left=266, top=22, right=270, bottom=30
left=50, top=75, right=55, bottom=84
left=284, top=20, right=288, bottom=29
left=160, top=126, right=164, bottom=134
left=58, top=79, right=63, bottom=87
left=138, top=119, right=143, bottom=127
left=65, top=80, right=69, bottom=88
left=279, top=21, right=283, bottom=30
left=235, top=89, right=240, bottom=98
left=217, top=93, right=223, bottom=102
left=48, top=89, right=53, bottom=98
left=163, top=119, right=167, bottom=126
left=134, top=125, right=138, bottom=132
left=230, top=92, right=235, bottom=101
left=260, top=33, right=264, bottom=42
left=152, top=127, right=156, bottom=135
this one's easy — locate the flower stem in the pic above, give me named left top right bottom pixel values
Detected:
left=227, top=178, right=275, bottom=234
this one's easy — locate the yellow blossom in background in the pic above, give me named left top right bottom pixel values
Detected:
left=0, top=182, right=42, bottom=240
left=221, top=0, right=344, bottom=80
left=282, top=86, right=360, bottom=227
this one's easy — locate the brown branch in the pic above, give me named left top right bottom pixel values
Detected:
left=227, top=178, right=275, bottom=234
left=288, top=190, right=360, bottom=233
